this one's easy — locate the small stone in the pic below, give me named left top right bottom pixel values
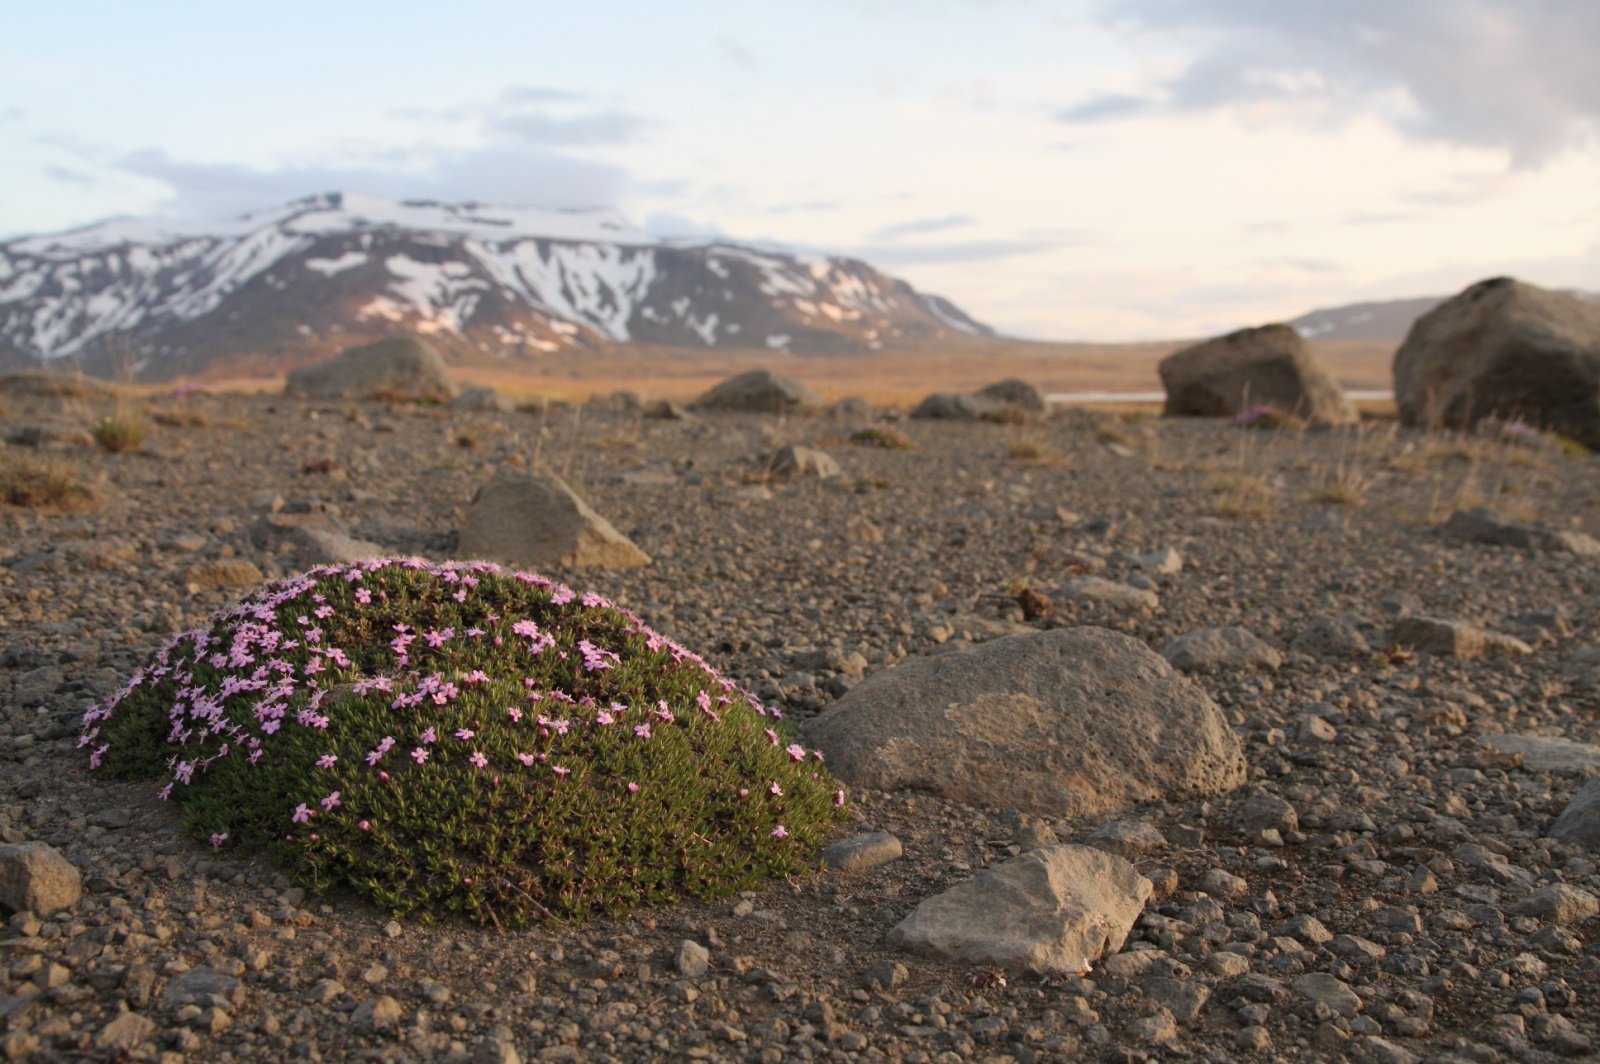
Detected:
left=767, top=445, right=841, bottom=479
left=1299, top=715, right=1338, bottom=744
left=1198, top=868, right=1248, bottom=899
left=1508, top=883, right=1599, bottom=925
left=822, top=833, right=903, bottom=871
left=862, top=960, right=909, bottom=991
left=185, top=559, right=265, bottom=590
left=472, top=1037, right=522, bottom=1064
left=352, top=996, right=405, bottom=1031
left=1160, top=627, right=1280, bottom=673
left=95, top=1012, right=156, bottom=1051
left=1234, top=793, right=1298, bottom=834
left=164, top=967, right=242, bottom=1007
left=1126, top=1007, right=1178, bottom=1043
left=1294, top=972, right=1362, bottom=1017
left=1061, top=577, right=1159, bottom=610
left=0, top=842, right=83, bottom=915
left=675, top=940, right=710, bottom=980
left=1144, top=977, right=1209, bottom=1024
left=1136, top=547, right=1184, bottom=574
left=1362, top=1035, right=1421, bottom=1064
left=303, top=978, right=345, bottom=1005
left=1206, top=952, right=1251, bottom=978
left=1015, top=822, right=1059, bottom=850
left=1390, top=616, right=1531, bottom=659
left=1274, top=914, right=1333, bottom=946
left=1480, top=733, right=1600, bottom=773
left=1235, top=1026, right=1271, bottom=1051
left=457, top=469, right=650, bottom=570
left=1084, top=820, right=1167, bottom=857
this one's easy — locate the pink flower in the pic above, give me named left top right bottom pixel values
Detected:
left=765, top=729, right=780, bottom=747
left=627, top=782, right=640, bottom=793
left=835, top=789, right=847, bottom=807
left=358, top=820, right=371, bottom=831
left=739, top=788, right=750, bottom=798
left=463, top=669, right=490, bottom=685
left=516, top=752, right=536, bottom=767
left=552, top=765, right=572, bottom=777
left=210, top=832, right=228, bottom=850
left=411, top=747, right=429, bottom=765
left=469, top=752, right=488, bottom=768
left=508, top=707, right=523, bottom=722
left=786, top=744, right=806, bottom=762
left=455, top=728, right=475, bottom=741
left=769, top=782, right=783, bottom=796
left=292, top=803, right=313, bottom=824
left=812, top=751, right=826, bottom=762
left=421, top=727, right=437, bottom=744
left=355, top=588, right=372, bottom=604
left=321, top=791, right=341, bottom=810
left=634, top=723, right=652, bottom=740
left=316, top=754, right=338, bottom=769
left=771, top=825, right=789, bottom=839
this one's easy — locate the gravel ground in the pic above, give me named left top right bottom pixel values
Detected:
left=1, top=387, right=1598, bottom=1064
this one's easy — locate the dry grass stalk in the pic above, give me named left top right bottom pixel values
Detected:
left=0, top=454, right=95, bottom=508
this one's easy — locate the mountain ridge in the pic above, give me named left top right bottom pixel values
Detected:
left=0, top=193, right=992, bottom=381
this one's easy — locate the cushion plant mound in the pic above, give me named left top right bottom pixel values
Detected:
left=80, top=559, right=845, bottom=924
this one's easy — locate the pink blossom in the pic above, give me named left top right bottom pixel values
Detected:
left=321, top=791, right=341, bottom=810
left=411, top=747, right=429, bottom=765
left=421, top=727, right=437, bottom=744
left=786, top=744, right=806, bottom=762
left=627, top=782, right=640, bottom=793
left=634, top=723, right=652, bottom=740
left=552, top=765, right=572, bottom=777
left=463, top=669, right=490, bottom=685
left=739, top=788, right=750, bottom=798
left=358, top=820, right=371, bottom=831
left=508, top=707, right=523, bottom=722
left=469, top=751, right=488, bottom=768
left=835, top=789, right=847, bottom=807
left=769, top=782, right=783, bottom=796
left=455, top=728, right=475, bottom=741
left=765, top=729, right=780, bottom=747
left=516, top=752, right=536, bottom=766
left=316, top=754, right=338, bottom=769
left=210, top=832, right=228, bottom=850
left=770, top=825, right=789, bottom=838
left=355, top=588, right=372, bottom=604
left=292, top=803, right=313, bottom=824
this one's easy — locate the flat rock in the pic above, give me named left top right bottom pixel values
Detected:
left=1294, top=972, right=1362, bottom=1017
left=887, top=844, right=1151, bottom=975
left=1084, top=820, right=1167, bottom=856
left=822, top=832, right=904, bottom=871
left=1391, top=616, right=1531, bottom=658
left=95, top=1011, right=155, bottom=1051
left=768, top=444, right=840, bottom=479
left=1508, top=883, right=1599, bottom=925
left=185, top=559, right=265, bottom=590
left=1479, top=734, right=1600, bottom=773
left=0, top=842, right=81, bottom=916
left=1161, top=627, right=1281, bottom=673
left=1441, top=507, right=1600, bottom=555
left=1061, top=578, right=1159, bottom=611
left=251, top=513, right=387, bottom=569
left=799, top=627, right=1246, bottom=817
left=692, top=369, right=820, bottom=414
left=1394, top=277, right=1600, bottom=449
left=457, top=468, right=650, bottom=570
left=1549, top=777, right=1600, bottom=848
left=1291, top=615, right=1371, bottom=659
left=164, top=966, right=242, bottom=1007
left=284, top=336, right=458, bottom=402
left=1159, top=323, right=1357, bottom=425
left=910, top=392, right=995, bottom=420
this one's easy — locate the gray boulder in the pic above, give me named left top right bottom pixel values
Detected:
left=1441, top=507, right=1600, bottom=556
left=1394, top=277, right=1600, bottom=449
left=284, top=337, right=458, bottom=402
left=691, top=369, right=820, bottom=414
left=910, top=392, right=992, bottom=420
left=767, top=444, right=840, bottom=479
left=1159, top=323, right=1357, bottom=425
left=1291, top=615, right=1372, bottom=659
left=251, top=513, right=387, bottom=570
left=799, top=627, right=1246, bottom=817
left=450, top=385, right=514, bottom=412
left=1478, top=734, right=1600, bottom=773
left=1161, top=627, right=1282, bottom=673
left=1061, top=577, right=1159, bottom=611
left=0, top=842, right=82, bottom=916
left=1549, top=776, right=1600, bottom=849
left=976, top=379, right=1048, bottom=414
left=888, top=844, right=1151, bottom=975
left=1390, top=616, right=1531, bottom=659
left=457, top=468, right=650, bottom=570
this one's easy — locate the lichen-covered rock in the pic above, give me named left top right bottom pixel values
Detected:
left=800, top=627, right=1245, bottom=817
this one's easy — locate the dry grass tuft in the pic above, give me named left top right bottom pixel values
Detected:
left=1005, top=426, right=1065, bottom=466
left=1210, top=471, right=1274, bottom=519
left=0, top=454, right=95, bottom=508
left=93, top=408, right=146, bottom=453
left=1311, top=462, right=1373, bottom=505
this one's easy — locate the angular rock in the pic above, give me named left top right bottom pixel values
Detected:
left=767, top=445, right=840, bottom=479
left=1135, top=547, right=1183, bottom=574
left=164, top=966, right=242, bottom=1007
left=352, top=995, right=405, bottom=1031
left=1391, top=616, right=1531, bottom=659
left=450, top=385, right=514, bottom=412
left=250, top=513, right=386, bottom=569
left=1085, top=820, right=1167, bottom=857
left=887, top=844, right=1151, bottom=975
left=0, top=842, right=82, bottom=915
left=94, top=1011, right=155, bottom=1051
left=185, top=559, right=265, bottom=590
left=284, top=336, right=458, bottom=402
left=1161, top=627, right=1281, bottom=673
left=800, top=627, right=1246, bottom=817
left=861, top=959, right=908, bottom=991
left=976, top=379, right=1047, bottom=414
left=1234, top=793, right=1298, bottom=834
left=692, top=370, right=820, bottom=414
left=1294, top=973, right=1362, bottom=1018
left=1290, top=615, right=1371, bottom=659
left=1144, top=977, right=1209, bottom=1024
left=1441, top=507, right=1600, bottom=556
left=822, top=833, right=904, bottom=871
left=1479, top=734, right=1600, bottom=773
left=1508, top=883, right=1599, bottom=925
left=674, top=940, right=710, bottom=980
left=1394, top=277, right=1600, bottom=449
left=457, top=468, right=649, bottom=570
left=1061, top=578, right=1159, bottom=611
left=1159, top=323, right=1357, bottom=425
left=1550, top=776, right=1600, bottom=848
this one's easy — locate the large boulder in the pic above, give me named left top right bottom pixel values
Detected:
left=1440, top=507, right=1600, bottom=556
left=457, top=468, right=650, bottom=570
left=976, top=378, right=1048, bottom=414
left=691, top=370, right=820, bottom=414
left=888, top=844, right=1151, bottom=975
left=450, top=385, right=514, bottom=412
left=1393, top=277, right=1600, bottom=448
left=284, top=337, right=458, bottom=402
left=1159, top=324, right=1357, bottom=425
left=798, top=627, right=1246, bottom=817
left=910, top=392, right=992, bottom=420
left=1550, top=776, right=1600, bottom=849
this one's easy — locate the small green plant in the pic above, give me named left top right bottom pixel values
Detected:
left=93, top=410, right=146, bottom=453
left=83, top=560, right=846, bottom=924
left=848, top=424, right=916, bottom=450
left=1231, top=406, right=1304, bottom=430
left=0, top=454, right=94, bottom=508
left=1311, top=462, right=1371, bottom=505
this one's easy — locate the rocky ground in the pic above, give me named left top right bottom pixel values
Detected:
left=1, top=384, right=1598, bottom=1064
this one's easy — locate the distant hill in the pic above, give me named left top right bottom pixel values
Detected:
left=1291, top=287, right=1599, bottom=343
left=0, top=193, right=992, bottom=381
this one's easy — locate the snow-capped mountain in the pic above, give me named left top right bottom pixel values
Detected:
left=0, top=193, right=992, bottom=379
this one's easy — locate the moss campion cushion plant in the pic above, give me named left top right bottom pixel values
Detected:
left=81, top=559, right=846, bottom=924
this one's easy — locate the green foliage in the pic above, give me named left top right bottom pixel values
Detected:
left=92, top=411, right=146, bottom=453
left=0, top=454, right=93, bottom=508
left=848, top=424, right=916, bottom=450
left=84, top=560, right=846, bottom=924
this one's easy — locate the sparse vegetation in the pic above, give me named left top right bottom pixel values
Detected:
left=848, top=424, right=916, bottom=450
left=1005, top=425, right=1057, bottom=462
left=1231, top=405, right=1304, bottom=430
left=84, top=560, right=846, bottom=924
left=0, top=453, right=95, bottom=508
left=93, top=408, right=146, bottom=453
left=1211, top=470, right=1274, bottom=519
left=1311, top=461, right=1372, bottom=505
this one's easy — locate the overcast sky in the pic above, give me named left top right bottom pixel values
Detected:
left=3, top=0, right=1597, bottom=340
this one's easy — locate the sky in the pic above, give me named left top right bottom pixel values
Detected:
left=3, top=0, right=1598, bottom=341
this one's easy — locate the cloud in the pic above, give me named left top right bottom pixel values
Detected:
left=489, top=110, right=649, bottom=147
left=869, top=213, right=975, bottom=240
left=713, top=36, right=755, bottom=67
left=1056, top=93, right=1152, bottom=123
left=1086, top=0, right=1600, bottom=166
left=851, top=237, right=1064, bottom=266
